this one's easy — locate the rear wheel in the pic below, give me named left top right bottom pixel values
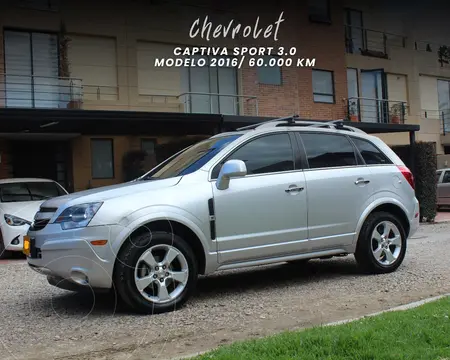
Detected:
left=114, top=231, right=198, bottom=314
left=355, top=211, right=407, bottom=274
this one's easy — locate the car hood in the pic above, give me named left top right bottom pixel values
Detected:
left=40, top=177, right=182, bottom=210
left=0, top=200, right=45, bottom=222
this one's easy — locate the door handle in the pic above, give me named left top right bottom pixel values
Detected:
left=355, top=178, right=370, bottom=185
left=285, top=186, right=304, bottom=193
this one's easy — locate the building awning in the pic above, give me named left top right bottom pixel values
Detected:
left=0, top=108, right=222, bottom=136
left=0, top=109, right=420, bottom=136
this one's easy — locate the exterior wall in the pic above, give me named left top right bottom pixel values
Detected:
left=343, top=0, right=450, bottom=152
left=0, top=139, right=12, bottom=179
left=0, top=1, right=347, bottom=118
left=0, top=1, right=347, bottom=188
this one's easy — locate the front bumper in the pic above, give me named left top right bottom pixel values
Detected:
left=1, top=224, right=30, bottom=251
left=26, top=223, right=124, bottom=290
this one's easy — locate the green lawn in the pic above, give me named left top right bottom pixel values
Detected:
left=193, top=297, right=450, bottom=360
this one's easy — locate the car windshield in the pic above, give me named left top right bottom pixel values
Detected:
left=0, top=182, right=66, bottom=202
left=141, top=134, right=242, bottom=180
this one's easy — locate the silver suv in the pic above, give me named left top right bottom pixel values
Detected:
left=26, top=117, right=419, bottom=314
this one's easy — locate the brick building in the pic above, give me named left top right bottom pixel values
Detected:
left=0, top=0, right=418, bottom=192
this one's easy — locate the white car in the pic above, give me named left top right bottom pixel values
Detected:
left=0, top=178, right=68, bottom=259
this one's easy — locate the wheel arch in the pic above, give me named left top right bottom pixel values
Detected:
left=114, top=217, right=208, bottom=275
left=355, top=201, right=411, bottom=244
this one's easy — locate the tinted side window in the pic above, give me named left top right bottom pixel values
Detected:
left=212, top=133, right=294, bottom=178
left=300, top=133, right=357, bottom=169
left=437, top=171, right=442, bottom=183
left=351, top=137, right=391, bottom=165
left=443, top=171, right=450, bottom=183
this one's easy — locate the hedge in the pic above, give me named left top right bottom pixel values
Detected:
left=391, top=142, right=437, bottom=222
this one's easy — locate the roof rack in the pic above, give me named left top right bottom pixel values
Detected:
left=236, top=115, right=365, bottom=133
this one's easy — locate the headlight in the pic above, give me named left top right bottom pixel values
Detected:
left=54, top=202, right=103, bottom=230
left=4, top=214, right=31, bottom=226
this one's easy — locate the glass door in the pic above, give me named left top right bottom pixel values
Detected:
left=360, top=69, right=388, bottom=123
left=344, top=9, right=364, bottom=53
left=438, top=80, right=450, bottom=133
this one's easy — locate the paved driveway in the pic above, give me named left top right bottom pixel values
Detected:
left=1, top=222, right=449, bottom=360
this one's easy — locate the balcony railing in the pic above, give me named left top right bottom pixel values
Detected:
left=0, top=73, right=83, bottom=109
left=423, top=109, right=450, bottom=135
left=345, top=25, right=407, bottom=59
left=178, top=92, right=259, bottom=116
left=0, top=73, right=258, bottom=116
left=347, top=97, right=407, bottom=124
left=415, top=41, right=450, bottom=68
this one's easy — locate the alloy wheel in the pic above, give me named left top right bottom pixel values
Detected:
left=371, top=221, right=402, bottom=266
left=134, top=244, right=189, bottom=304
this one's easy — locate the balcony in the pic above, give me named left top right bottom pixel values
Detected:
left=0, top=73, right=259, bottom=116
left=347, top=97, right=407, bottom=124
left=422, top=109, right=450, bottom=135
left=0, top=73, right=83, bottom=109
left=345, top=25, right=407, bottom=59
left=177, top=92, right=259, bottom=116
left=415, top=41, right=450, bottom=69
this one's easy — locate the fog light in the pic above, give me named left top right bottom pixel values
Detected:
left=11, top=236, right=19, bottom=245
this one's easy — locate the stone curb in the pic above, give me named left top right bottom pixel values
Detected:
left=170, top=293, right=450, bottom=360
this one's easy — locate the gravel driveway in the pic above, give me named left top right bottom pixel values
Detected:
left=1, top=223, right=449, bottom=360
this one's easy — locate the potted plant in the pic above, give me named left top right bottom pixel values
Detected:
left=348, top=101, right=359, bottom=122
left=58, top=22, right=82, bottom=109
left=390, top=103, right=403, bottom=124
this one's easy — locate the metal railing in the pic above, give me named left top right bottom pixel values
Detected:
left=0, top=73, right=83, bottom=109
left=345, top=25, right=407, bottom=58
left=83, top=84, right=119, bottom=101
left=177, top=92, right=259, bottom=116
left=415, top=41, right=450, bottom=68
left=347, top=97, right=407, bottom=124
left=423, top=109, right=450, bottom=135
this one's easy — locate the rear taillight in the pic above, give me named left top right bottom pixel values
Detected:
left=397, top=165, right=415, bottom=190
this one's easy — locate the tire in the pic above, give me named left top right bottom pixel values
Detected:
left=355, top=211, right=407, bottom=274
left=114, top=231, right=198, bottom=314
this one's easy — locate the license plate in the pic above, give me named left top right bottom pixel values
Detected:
left=23, top=235, right=31, bottom=257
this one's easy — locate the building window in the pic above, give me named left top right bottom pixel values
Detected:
left=141, top=139, right=156, bottom=155
left=308, top=0, right=331, bottom=23
left=185, top=56, right=238, bottom=115
left=257, top=56, right=282, bottom=85
left=91, top=139, right=114, bottom=179
left=3, top=30, right=59, bottom=108
left=312, top=69, right=335, bottom=103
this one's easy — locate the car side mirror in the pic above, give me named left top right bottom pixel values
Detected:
left=216, top=160, right=247, bottom=190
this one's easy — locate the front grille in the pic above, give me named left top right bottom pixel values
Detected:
left=31, top=207, right=57, bottom=232
left=30, top=219, right=50, bottom=231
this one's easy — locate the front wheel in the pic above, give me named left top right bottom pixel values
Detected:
left=354, top=211, right=407, bottom=274
left=114, top=231, right=198, bottom=314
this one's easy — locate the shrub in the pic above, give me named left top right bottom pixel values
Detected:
left=391, top=142, right=437, bottom=222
